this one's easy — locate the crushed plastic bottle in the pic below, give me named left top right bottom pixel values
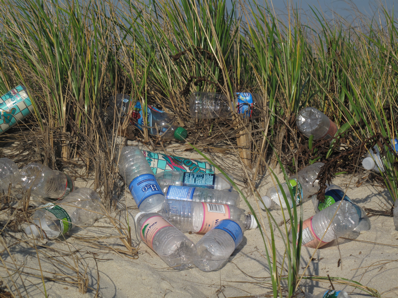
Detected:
left=311, top=184, right=370, bottom=232
left=296, top=107, right=338, bottom=140
left=394, top=200, right=398, bottom=231
left=262, top=162, right=324, bottom=209
left=25, top=188, right=102, bottom=239
left=163, top=185, right=240, bottom=206
left=294, top=201, right=360, bottom=249
left=194, top=219, right=247, bottom=271
left=135, top=212, right=197, bottom=270
left=189, top=92, right=255, bottom=120
left=20, top=163, right=74, bottom=200
left=0, top=158, right=20, bottom=192
left=161, top=199, right=257, bottom=234
left=155, top=170, right=233, bottom=191
left=119, top=146, right=166, bottom=213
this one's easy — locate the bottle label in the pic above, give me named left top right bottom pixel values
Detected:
left=182, top=173, right=215, bottom=189
left=57, top=174, right=75, bottom=200
left=317, top=189, right=352, bottom=211
left=129, top=174, right=164, bottom=208
left=321, top=119, right=338, bottom=140
left=43, top=203, right=72, bottom=236
left=130, top=101, right=165, bottom=132
left=199, top=203, right=231, bottom=234
left=166, top=186, right=195, bottom=201
left=300, top=216, right=328, bottom=248
left=323, top=290, right=342, bottom=298
left=236, top=93, right=253, bottom=118
left=288, top=179, right=303, bottom=204
left=214, top=219, right=243, bottom=248
left=140, top=215, right=172, bottom=250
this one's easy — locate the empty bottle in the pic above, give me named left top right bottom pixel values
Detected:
left=311, top=184, right=370, bottom=232
left=362, top=139, right=398, bottom=173
left=20, top=163, right=74, bottom=200
left=394, top=200, right=398, bottom=231
left=161, top=199, right=257, bottom=234
left=0, top=158, right=20, bottom=192
left=262, top=162, right=324, bottom=209
left=25, top=188, right=103, bottom=239
left=119, top=146, right=166, bottom=213
left=163, top=185, right=240, bottom=206
left=155, top=170, right=233, bottom=191
left=305, top=290, right=350, bottom=298
left=296, top=107, right=338, bottom=140
left=194, top=219, right=246, bottom=272
left=294, top=201, right=360, bottom=249
left=135, top=212, right=197, bottom=270
left=189, top=92, right=255, bottom=120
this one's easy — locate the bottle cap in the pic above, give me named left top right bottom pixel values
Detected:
left=362, top=157, right=375, bottom=170
left=25, top=224, right=41, bottom=238
left=135, top=212, right=145, bottom=224
left=174, top=127, right=187, bottom=141
left=248, top=215, right=258, bottom=229
left=261, top=196, right=272, bottom=209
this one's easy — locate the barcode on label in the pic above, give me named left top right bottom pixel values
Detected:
left=207, top=203, right=225, bottom=213
left=302, top=228, right=314, bottom=245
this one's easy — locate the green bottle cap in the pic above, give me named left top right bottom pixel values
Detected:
left=174, top=127, right=187, bottom=141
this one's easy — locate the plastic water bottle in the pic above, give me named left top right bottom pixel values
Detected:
left=362, top=139, right=397, bottom=173
left=294, top=201, right=360, bottom=249
left=313, top=290, right=350, bottom=298
left=296, top=107, right=338, bottom=140
left=161, top=199, right=257, bottom=234
left=194, top=219, right=247, bottom=271
left=25, top=188, right=102, bottom=239
left=155, top=170, right=233, bottom=191
left=189, top=92, right=255, bottom=120
left=262, top=162, right=324, bottom=209
left=119, top=146, right=166, bottom=213
left=0, top=158, right=20, bottom=192
left=394, top=200, right=398, bottom=231
left=311, top=185, right=370, bottom=232
left=163, top=185, right=240, bottom=206
left=20, top=163, right=74, bottom=200
left=135, top=212, right=197, bottom=270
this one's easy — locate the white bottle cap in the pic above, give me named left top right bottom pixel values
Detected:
left=135, top=212, right=145, bottom=224
left=249, top=215, right=258, bottom=229
left=362, top=157, right=375, bottom=170
left=261, top=196, right=272, bottom=209
left=25, top=224, right=40, bottom=238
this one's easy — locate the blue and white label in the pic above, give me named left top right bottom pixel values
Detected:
left=323, top=290, right=342, bottom=298
left=129, top=174, right=164, bottom=208
left=214, top=219, right=243, bottom=248
left=236, top=92, right=253, bottom=118
left=183, top=173, right=215, bottom=188
left=166, top=186, right=195, bottom=201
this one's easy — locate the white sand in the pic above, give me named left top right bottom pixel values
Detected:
left=0, top=142, right=397, bottom=298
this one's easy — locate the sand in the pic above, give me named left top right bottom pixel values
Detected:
left=0, top=140, right=397, bottom=298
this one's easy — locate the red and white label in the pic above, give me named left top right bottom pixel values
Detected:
left=198, top=203, right=231, bottom=234
left=140, top=216, right=172, bottom=250
left=300, top=217, right=328, bottom=249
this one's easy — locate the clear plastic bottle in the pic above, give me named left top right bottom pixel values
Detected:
left=161, top=199, right=257, bottom=234
left=362, top=145, right=385, bottom=172
left=119, top=146, right=166, bottom=213
left=135, top=212, right=197, bottom=270
left=295, top=201, right=360, bottom=249
left=163, top=185, right=239, bottom=206
left=155, top=170, right=233, bottom=191
left=296, top=107, right=338, bottom=140
left=262, top=162, right=324, bottom=209
left=25, top=188, right=102, bottom=239
left=0, top=158, right=20, bottom=192
left=394, top=200, right=398, bottom=231
left=189, top=92, right=255, bottom=120
left=20, top=163, right=74, bottom=200
left=194, top=219, right=247, bottom=271
left=311, top=184, right=370, bottom=232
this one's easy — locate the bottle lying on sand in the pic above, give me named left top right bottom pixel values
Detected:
left=0, top=158, right=20, bottom=192
left=163, top=185, right=240, bottom=206
left=293, top=201, right=360, bottom=249
left=135, top=212, right=197, bottom=270
left=155, top=170, right=233, bottom=191
left=311, top=184, right=370, bottom=232
left=394, top=200, right=398, bottom=231
left=296, top=107, right=338, bottom=140
left=20, top=163, right=74, bottom=200
left=362, top=139, right=398, bottom=173
left=313, top=290, right=350, bottom=298
left=119, top=146, right=166, bottom=213
left=108, top=94, right=187, bottom=141
left=189, top=92, right=256, bottom=120
left=160, top=199, right=257, bottom=234
left=261, top=162, right=324, bottom=210
left=25, top=188, right=103, bottom=239
left=194, top=219, right=247, bottom=272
